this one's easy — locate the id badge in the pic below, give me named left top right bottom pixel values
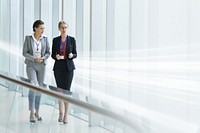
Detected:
left=60, top=55, right=64, bottom=59
left=35, top=52, right=41, bottom=58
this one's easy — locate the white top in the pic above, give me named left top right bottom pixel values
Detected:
left=32, top=34, right=43, bottom=58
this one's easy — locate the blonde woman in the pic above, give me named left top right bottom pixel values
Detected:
left=51, top=20, right=77, bottom=124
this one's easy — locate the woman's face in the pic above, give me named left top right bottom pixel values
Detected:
left=59, top=23, right=68, bottom=35
left=35, top=24, right=45, bottom=36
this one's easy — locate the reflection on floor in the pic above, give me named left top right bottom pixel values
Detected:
left=0, top=86, right=111, bottom=133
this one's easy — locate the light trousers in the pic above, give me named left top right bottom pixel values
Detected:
left=26, top=62, right=45, bottom=111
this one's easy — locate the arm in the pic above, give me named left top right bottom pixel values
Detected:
left=42, top=37, right=50, bottom=61
left=71, top=37, right=77, bottom=59
left=22, top=36, right=35, bottom=62
left=51, top=38, right=57, bottom=60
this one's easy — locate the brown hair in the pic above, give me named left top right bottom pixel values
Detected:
left=58, top=20, right=68, bottom=29
left=33, top=20, right=44, bottom=32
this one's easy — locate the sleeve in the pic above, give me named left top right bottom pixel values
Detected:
left=42, top=37, right=50, bottom=61
left=51, top=38, right=57, bottom=60
left=71, top=37, right=77, bottom=59
left=22, top=36, right=35, bottom=62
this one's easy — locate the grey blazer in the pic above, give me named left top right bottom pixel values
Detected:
left=23, top=35, right=50, bottom=65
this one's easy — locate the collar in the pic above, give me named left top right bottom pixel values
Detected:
left=32, top=33, right=45, bottom=42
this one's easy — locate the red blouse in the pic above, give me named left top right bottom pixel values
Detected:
left=60, top=41, right=67, bottom=59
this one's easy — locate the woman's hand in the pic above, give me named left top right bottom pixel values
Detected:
left=56, top=54, right=60, bottom=60
left=68, top=53, right=73, bottom=59
left=34, top=58, right=44, bottom=63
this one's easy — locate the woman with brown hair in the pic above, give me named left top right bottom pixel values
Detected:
left=23, top=20, right=50, bottom=123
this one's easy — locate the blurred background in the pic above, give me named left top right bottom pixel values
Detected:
left=1, top=0, right=200, bottom=132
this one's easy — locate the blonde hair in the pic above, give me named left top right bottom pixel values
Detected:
left=58, top=20, right=68, bottom=29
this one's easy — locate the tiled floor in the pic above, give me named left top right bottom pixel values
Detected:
left=0, top=86, right=111, bottom=133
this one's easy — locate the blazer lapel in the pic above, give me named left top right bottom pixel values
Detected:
left=57, top=36, right=61, bottom=54
left=41, top=38, right=44, bottom=53
left=66, top=36, right=72, bottom=54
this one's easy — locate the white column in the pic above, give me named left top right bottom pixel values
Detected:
left=83, top=0, right=91, bottom=54
left=23, top=0, right=34, bottom=36
left=52, top=0, right=62, bottom=38
left=131, top=0, right=149, bottom=49
left=63, top=0, right=76, bottom=37
left=0, top=0, right=10, bottom=72
left=91, top=0, right=107, bottom=53
left=106, top=0, right=115, bottom=52
left=89, top=0, right=107, bottom=127
left=41, top=0, right=52, bottom=40
left=76, top=0, right=83, bottom=53
left=0, top=0, right=1, bottom=39
left=9, top=0, right=20, bottom=74
left=114, top=0, right=129, bottom=51
left=34, top=0, right=40, bottom=20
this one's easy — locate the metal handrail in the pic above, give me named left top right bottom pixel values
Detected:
left=0, top=73, right=141, bottom=132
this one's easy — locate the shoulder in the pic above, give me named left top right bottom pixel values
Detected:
left=41, top=35, right=48, bottom=41
left=24, top=35, right=32, bottom=44
left=25, top=35, right=32, bottom=40
left=43, top=35, right=48, bottom=39
left=53, top=36, right=60, bottom=41
left=68, top=36, right=76, bottom=43
left=52, top=36, right=60, bottom=46
left=68, top=35, right=75, bottom=40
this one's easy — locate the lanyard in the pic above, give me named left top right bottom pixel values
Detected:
left=60, top=36, right=68, bottom=52
left=32, top=35, right=42, bottom=51
left=36, top=42, right=40, bottom=51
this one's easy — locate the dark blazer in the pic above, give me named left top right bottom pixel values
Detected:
left=51, top=35, right=77, bottom=71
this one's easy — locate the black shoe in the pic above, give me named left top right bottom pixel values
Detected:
left=37, top=117, right=42, bottom=121
left=58, top=113, right=63, bottom=122
left=35, top=113, right=42, bottom=121
left=63, top=121, right=68, bottom=124
left=30, top=117, right=36, bottom=123
left=58, top=119, right=63, bottom=122
left=63, top=115, right=68, bottom=124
